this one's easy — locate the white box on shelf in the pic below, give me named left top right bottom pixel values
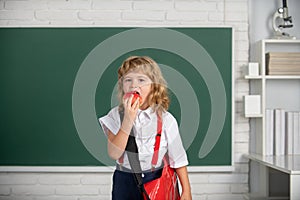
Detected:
left=248, top=62, right=259, bottom=76
left=244, top=95, right=261, bottom=117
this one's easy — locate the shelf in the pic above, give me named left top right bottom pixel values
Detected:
left=245, top=75, right=262, bottom=79
left=245, top=75, right=300, bottom=80
left=248, top=39, right=300, bottom=200
left=263, top=39, right=300, bottom=44
left=247, top=153, right=300, bottom=175
left=265, top=75, right=300, bottom=79
left=245, top=114, right=263, bottom=118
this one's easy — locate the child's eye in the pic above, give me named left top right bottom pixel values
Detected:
left=124, top=78, right=132, bottom=83
left=138, top=79, right=145, bottom=82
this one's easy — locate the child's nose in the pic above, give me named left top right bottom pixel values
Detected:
left=131, top=79, right=138, bottom=88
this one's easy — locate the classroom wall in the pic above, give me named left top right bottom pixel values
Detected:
left=0, top=0, right=250, bottom=200
left=249, top=0, right=300, bottom=60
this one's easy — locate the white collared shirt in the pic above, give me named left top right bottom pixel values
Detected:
left=99, top=106, right=188, bottom=171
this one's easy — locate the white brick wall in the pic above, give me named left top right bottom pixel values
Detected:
left=0, top=0, right=250, bottom=199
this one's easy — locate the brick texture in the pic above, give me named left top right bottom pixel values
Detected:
left=0, top=0, right=250, bottom=199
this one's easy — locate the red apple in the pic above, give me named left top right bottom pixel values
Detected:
left=123, top=91, right=142, bottom=106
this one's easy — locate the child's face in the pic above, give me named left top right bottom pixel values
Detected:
left=122, top=71, right=152, bottom=109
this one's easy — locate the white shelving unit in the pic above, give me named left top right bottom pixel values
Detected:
left=247, top=39, right=300, bottom=200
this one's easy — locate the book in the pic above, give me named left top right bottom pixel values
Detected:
left=267, top=71, right=300, bottom=75
left=266, top=52, right=300, bottom=58
left=274, top=109, right=285, bottom=156
left=266, top=52, right=300, bottom=75
left=266, top=109, right=274, bottom=155
left=267, top=64, right=300, bottom=69
left=294, top=112, right=300, bottom=155
left=286, top=112, right=294, bottom=155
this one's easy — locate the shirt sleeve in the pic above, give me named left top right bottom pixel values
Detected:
left=164, top=112, right=189, bottom=168
left=98, top=107, right=121, bottom=136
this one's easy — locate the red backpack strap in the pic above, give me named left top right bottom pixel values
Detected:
left=151, top=113, right=162, bottom=168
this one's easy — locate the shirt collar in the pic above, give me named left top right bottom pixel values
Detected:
left=137, top=106, right=155, bottom=121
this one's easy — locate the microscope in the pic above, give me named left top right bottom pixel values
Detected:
left=272, top=0, right=296, bottom=39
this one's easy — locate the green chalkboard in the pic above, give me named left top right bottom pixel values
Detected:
left=0, top=27, right=232, bottom=167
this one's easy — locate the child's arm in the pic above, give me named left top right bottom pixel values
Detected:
left=175, top=166, right=192, bottom=200
left=107, top=95, right=139, bottom=160
left=107, top=129, right=129, bottom=160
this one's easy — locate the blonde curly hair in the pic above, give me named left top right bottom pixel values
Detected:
left=117, top=56, right=170, bottom=115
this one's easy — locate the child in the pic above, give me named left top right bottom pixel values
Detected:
left=99, top=56, right=192, bottom=200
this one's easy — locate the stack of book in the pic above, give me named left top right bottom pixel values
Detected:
left=265, top=108, right=300, bottom=156
left=266, top=52, right=300, bottom=75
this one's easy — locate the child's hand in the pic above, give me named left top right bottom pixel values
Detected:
left=120, top=94, right=140, bottom=134
left=180, top=191, right=192, bottom=200
left=124, top=93, right=140, bottom=119
left=123, top=91, right=142, bottom=106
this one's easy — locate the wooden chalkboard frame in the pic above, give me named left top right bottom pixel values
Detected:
left=0, top=26, right=234, bottom=172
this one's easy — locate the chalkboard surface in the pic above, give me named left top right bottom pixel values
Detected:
left=0, top=27, right=232, bottom=167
